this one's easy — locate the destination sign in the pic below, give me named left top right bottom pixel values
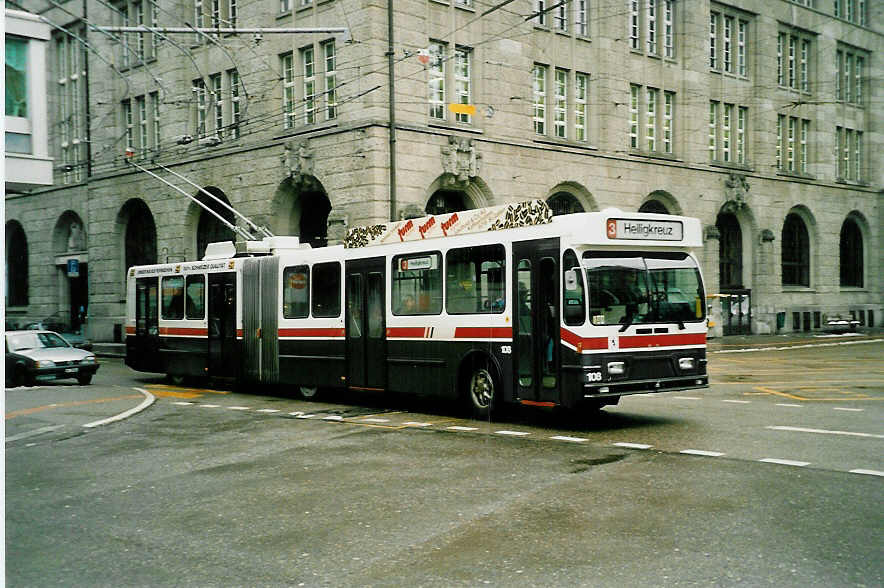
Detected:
left=606, top=218, right=683, bottom=241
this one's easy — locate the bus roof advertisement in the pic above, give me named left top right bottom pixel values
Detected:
left=608, top=218, right=683, bottom=241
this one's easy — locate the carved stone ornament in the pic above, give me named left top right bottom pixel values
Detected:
left=283, top=140, right=315, bottom=186
left=67, top=221, right=85, bottom=252
left=440, top=136, right=481, bottom=187
left=722, top=172, right=750, bottom=212
left=760, top=228, right=775, bottom=243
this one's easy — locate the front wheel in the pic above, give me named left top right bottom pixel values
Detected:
left=465, top=361, right=498, bottom=419
left=77, top=373, right=93, bottom=385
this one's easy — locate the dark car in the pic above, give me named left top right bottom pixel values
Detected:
left=5, top=330, right=100, bottom=387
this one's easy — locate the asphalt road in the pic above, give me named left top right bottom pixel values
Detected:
left=5, top=337, right=883, bottom=586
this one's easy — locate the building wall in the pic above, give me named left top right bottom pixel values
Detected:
left=6, top=0, right=882, bottom=340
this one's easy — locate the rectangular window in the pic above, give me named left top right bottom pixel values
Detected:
left=630, top=0, right=640, bottom=50
left=787, top=116, right=796, bottom=171
left=554, top=69, right=567, bottom=139
left=843, top=128, right=852, bottom=180
left=161, top=276, right=185, bottom=320
left=211, top=73, right=223, bottom=137
left=533, top=64, right=547, bottom=135
left=723, top=15, right=732, bottom=73
left=709, top=13, right=718, bottom=69
left=121, top=4, right=130, bottom=66
left=575, top=73, right=587, bottom=142
left=282, top=53, right=295, bottom=128
left=722, top=103, right=732, bottom=162
left=663, top=92, right=673, bottom=154
left=428, top=42, right=445, bottom=120
left=280, top=0, right=290, bottom=12
left=123, top=99, right=134, bottom=149
left=788, top=35, right=796, bottom=88
left=137, top=96, right=148, bottom=159
left=193, top=79, right=207, bottom=136
left=737, top=20, right=747, bottom=76
left=211, top=0, right=220, bottom=29
left=283, top=265, right=310, bottom=319
left=192, top=0, right=202, bottom=44
left=799, top=118, right=809, bottom=174
left=855, top=131, right=862, bottom=181
left=228, top=0, right=237, bottom=26
left=709, top=102, right=717, bottom=161
left=835, top=50, right=843, bottom=100
left=534, top=0, right=546, bottom=27
left=185, top=275, right=205, bottom=319
left=455, top=47, right=472, bottom=124
left=777, top=33, right=784, bottom=86
left=646, top=88, right=657, bottom=152
left=312, top=262, right=341, bottom=317
left=150, top=91, right=160, bottom=149
left=663, top=0, right=674, bottom=58
left=647, top=0, right=657, bottom=54
left=800, top=39, right=809, bottom=91
left=736, top=107, right=747, bottom=164
left=630, top=85, right=640, bottom=149
left=229, top=70, right=240, bottom=139
left=392, top=253, right=442, bottom=315
left=836, top=126, right=844, bottom=178
left=324, top=40, right=337, bottom=120
left=855, top=56, right=863, bottom=105
left=446, top=245, right=505, bottom=315
left=777, top=115, right=784, bottom=170
left=302, top=46, right=316, bottom=125
left=844, top=54, right=852, bottom=103
left=134, top=1, right=145, bottom=60
left=576, top=1, right=587, bottom=36
left=554, top=2, right=567, bottom=31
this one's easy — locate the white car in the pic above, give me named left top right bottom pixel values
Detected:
left=5, top=330, right=100, bottom=387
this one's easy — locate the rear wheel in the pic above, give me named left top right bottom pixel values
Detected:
left=465, top=360, right=499, bottom=419
left=77, top=373, right=93, bottom=385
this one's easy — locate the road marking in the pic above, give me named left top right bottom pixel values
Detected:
left=83, top=388, right=156, bottom=429
left=294, top=414, right=316, bottom=419
left=712, top=338, right=884, bottom=354
left=680, top=449, right=725, bottom=457
left=849, top=469, right=884, bottom=477
left=403, top=422, right=432, bottom=427
left=6, top=394, right=144, bottom=419
left=495, top=430, right=530, bottom=437
left=776, top=403, right=803, bottom=408
left=551, top=435, right=588, bottom=443
left=5, top=424, right=65, bottom=443
left=447, top=426, right=478, bottom=432
left=759, top=458, right=810, bottom=467
left=722, top=399, right=751, bottom=404
left=172, top=401, right=194, bottom=406
left=227, top=406, right=251, bottom=411
left=766, top=426, right=884, bottom=439
left=361, top=418, right=390, bottom=423
left=256, top=409, right=280, bottom=413
left=673, top=396, right=701, bottom=400
left=201, top=404, right=220, bottom=408
left=833, top=407, right=864, bottom=412
left=614, top=442, right=653, bottom=450
left=323, top=415, right=344, bottom=421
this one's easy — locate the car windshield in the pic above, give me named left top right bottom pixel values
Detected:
left=583, top=251, right=706, bottom=326
left=7, top=332, right=71, bottom=352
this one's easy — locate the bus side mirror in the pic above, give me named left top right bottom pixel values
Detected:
left=564, top=269, right=579, bottom=291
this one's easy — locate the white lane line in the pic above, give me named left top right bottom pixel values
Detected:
left=722, top=400, right=751, bottom=404
left=172, top=401, right=194, bottom=406
left=83, top=388, right=156, bottom=429
left=361, top=418, right=390, bottom=423
left=201, top=404, right=220, bottom=408
left=227, top=406, right=251, bottom=411
left=323, top=415, right=344, bottom=421
left=614, top=442, right=654, bottom=450
left=551, top=435, right=588, bottom=443
left=833, top=407, right=864, bottom=412
left=767, top=426, right=884, bottom=439
left=294, top=414, right=316, bottom=419
left=495, top=430, right=530, bottom=437
left=680, top=449, right=726, bottom=457
left=849, top=469, right=884, bottom=477
left=403, top=422, right=432, bottom=427
left=256, top=409, right=280, bottom=413
left=776, top=403, right=803, bottom=408
left=713, top=338, right=884, bottom=354
left=447, top=426, right=478, bottom=432
left=759, top=458, right=810, bottom=467
left=6, top=424, right=65, bottom=443
left=673, top=396, right=701, bottom=400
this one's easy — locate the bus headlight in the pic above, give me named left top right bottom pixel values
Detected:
left=607, top=361, right=625, bottom=375
left=678, top=357, right=695, bottom=370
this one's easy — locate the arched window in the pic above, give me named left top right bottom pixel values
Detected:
left=547, top=192, right=585, bottom=216
left=639, top=200, right=669, bottom=214
left=6, top=221, right=28, bottom=306
left=840, top=218, right=863, bottom=287
left=781, top=213, right=810, bottom=287
left=426, top=190, right=468, bottom=216
left=123, top=200, right=157, bottom=269
left=196, top=187, right=236, bottom=259
left=716, top=213, right=743, bottom=289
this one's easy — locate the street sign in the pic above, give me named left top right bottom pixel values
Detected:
left=67, top=258, right=80, bottom=277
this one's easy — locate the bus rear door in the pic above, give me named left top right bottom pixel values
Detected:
left=131, top=277, right=161, bottom=372
left=512, top=238, right=560, bottom=404
left=208, top=272, right=238, bottom=379
left=345, top=257, right=386, bottom=391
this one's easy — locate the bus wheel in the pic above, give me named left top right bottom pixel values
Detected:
left=466, top=362, right=497, bottom=419
left=298, top=386, right=322, bottom=400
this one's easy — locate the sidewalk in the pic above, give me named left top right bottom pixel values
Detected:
left=707, top=327, right=884, bottom=352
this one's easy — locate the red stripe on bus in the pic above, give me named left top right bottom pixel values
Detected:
left=386, top=327, right=428, bottom=338
left=159, top=327, right=208, bottom=336
left=125, top=326, right=135, bottom=335
left=278, top=327, right=346, bottom=338
left=620, top=332, right=706, bottom=348
left=454, top=326, right=512, bottom=339
left=560, top=328, right=608, bottom=351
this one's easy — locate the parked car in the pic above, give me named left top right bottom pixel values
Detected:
left=5, top=330, right=100, bottom=387
left=22, top=320, right=93, bottom=350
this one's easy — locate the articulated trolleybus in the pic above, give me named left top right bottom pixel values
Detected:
left=126, top=200, right=708, bottom=416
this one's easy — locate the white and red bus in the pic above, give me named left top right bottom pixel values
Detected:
left=126, top=200, right=708, bottom=416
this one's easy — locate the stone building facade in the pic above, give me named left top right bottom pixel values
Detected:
left=5, top=0, right=882, bottom=341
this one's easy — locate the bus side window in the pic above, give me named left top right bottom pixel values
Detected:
left=312, top=262, right=341, bottom=317
left=392, top=252, right=442, bottom=316
left=446, top=245, right=505, bottom=314
left=161, top=276, right=185, bottom=320
left=185, top=275, right=205, bottom=319
left=283, top=265, right=310, bottom=319
left=562, top=250, right=585, bottom=326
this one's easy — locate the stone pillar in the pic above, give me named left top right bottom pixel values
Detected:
left=703, top=225, right=722, bottom=339
left=755, top=229, right=777, bottom=334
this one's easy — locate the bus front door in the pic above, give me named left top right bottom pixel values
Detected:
left=345, top=257, right=387, bottom=391
left=132, top=277, right=160, bottom=372
left=208, top=272, right=238, bottom=379
left=512, top=238, right=560, bottom=403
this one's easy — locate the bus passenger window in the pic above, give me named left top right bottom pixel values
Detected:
left=562, top=250, right=585, bottom=326
left=392, top=253, right=442, bottom=315
left=446, top=245, right=505, bottom=314
left=161, top=276, right=185, bottom=320
left=312, top=262, right=341, bottom=317
left=185, top=275, right=205, bottom=319
left=283, top=265, right=310, bottom=318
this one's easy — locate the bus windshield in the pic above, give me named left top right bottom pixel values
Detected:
left=583, top=251, right=705, bottom=327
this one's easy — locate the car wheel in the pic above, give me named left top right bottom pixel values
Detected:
left=12, top=366, right=27, bottom=387
left=298, top=386, right=321, bottom=400
left=77, top=374, right=93, bottom=385
left=465, top=360, right=498, bottom=420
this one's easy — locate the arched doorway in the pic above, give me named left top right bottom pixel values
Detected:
left=546, top=192, right=585, bottom=216
left=716, top=212, right=743, bottom=289
left=639, top=199, right=669, bottom=214
left=5, top=221, right=28, bottom=307
left=53, top=211, right=89, bottom=333
left=121, top=199, right=157, bottom=269
left=426, top=190, right=469, bottom=215
left=271, top=177, right=332, bottom=247
left=781, top=212, right=810, bottom=287
left=839, top=216, right=864, bottom=288
left=196, top=187, right=236, bottom=259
